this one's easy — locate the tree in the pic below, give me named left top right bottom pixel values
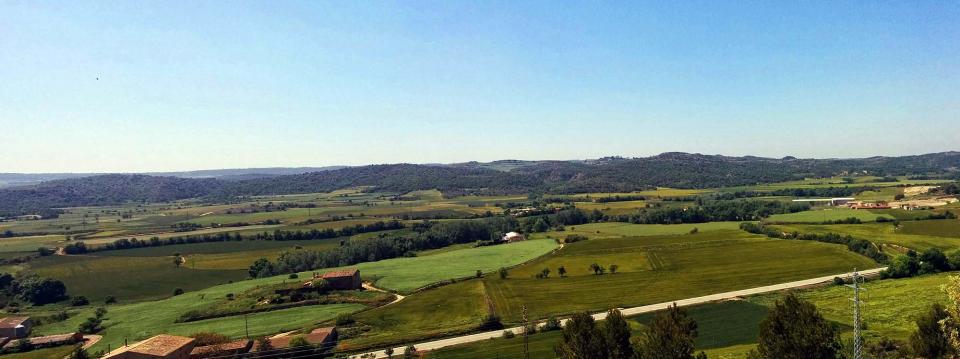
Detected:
left=910, top=303, right=952, bottom=358
left=601, top=309, right=634, bottom=359
left=753, top=293, right=841, bottom=359
left=939, top=275, right=960, bottom=354
left=248, top=258, right=275, bottom=278
left=403, top=345, right=417, bottom=358
left=920, top=248, right=950, bottom=274
left=636, top=303, right=698, bottom=359
left=555, top=312, right=607, bottom=359
left=95, top=307, right=107, bottom=319
left=609, top=264, right=619, bottom=274
left=17, top=277, right=68, bottom=305
left=590, top=263, right=601, bottom=275
left=558, top=266, right=567, bottom=278
left=384, top=347, right=394, bottom=358
left=255, top=336, right=274, bottom=355
left=69, top=347, right=91, bottom=359
left=78, top=316, right=103, bottom=334
left=499, top=267, right=509, bottom=279
left=173, top=255, right=186, bottom=268
left=882, top=254, right=920, bottom=279
left=541, top=268, right=551, bottom=278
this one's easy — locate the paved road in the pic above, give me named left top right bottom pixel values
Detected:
left=349, top=267, right=885, bottom=358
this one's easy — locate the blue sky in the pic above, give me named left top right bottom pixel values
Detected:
left=1, top=1, right=958, bottom=172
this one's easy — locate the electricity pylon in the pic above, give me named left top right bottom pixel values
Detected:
left=846, top=268, right=866, bottom=359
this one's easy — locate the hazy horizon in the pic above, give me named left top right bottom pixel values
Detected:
left=3, top=2, right=958, bottom=172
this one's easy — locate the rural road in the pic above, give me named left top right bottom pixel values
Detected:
left=363, top=282, right=406, bottom=306
left=349, top=267, right=886, bottom=358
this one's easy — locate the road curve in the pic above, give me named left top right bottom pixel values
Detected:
left=349, top=267, right=886, bottom=358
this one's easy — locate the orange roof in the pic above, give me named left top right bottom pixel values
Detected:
left=321, top=269, right=358, bottom=278
left=264, top=327, right=336, bottom=349
left=124, top=334, right=195, bottom=356
left=0, top=317, right=30, bottom=328
left=190, top=339, right=251, bottom=356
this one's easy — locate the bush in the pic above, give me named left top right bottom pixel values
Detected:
left=542, top=316, right=562, bottom=331
left=832, top=277, right=845, bottom=286
left=288, top=273, right=299, bottom=279
left=71, top=296, right=89, bottom=306
left=564, top=234, right=588, bottom=243
left=479, top=314, right=503, bottom=330
left=173, top=288, right=184, bottom=296
left=104, top=296, right=117, bottom=304
left=503, top=330, right=516, bottom=339
left=336, top=314, right=355, bottom=326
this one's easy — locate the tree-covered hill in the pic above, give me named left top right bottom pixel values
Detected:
left=1, top=152, right=958, bottom=216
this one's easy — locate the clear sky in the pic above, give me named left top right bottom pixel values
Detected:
left=2, top=1, right=958, bottom=172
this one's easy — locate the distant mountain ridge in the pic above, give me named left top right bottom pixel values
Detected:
left=0, top=166, right=346, bottom=188
left=1, top=151, right=958, bottom=217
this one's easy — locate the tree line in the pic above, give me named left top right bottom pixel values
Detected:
left=604, top=200, right=810, bottom=225
left=62, top=220, right=405, bottom=254
left=250, top=217, right=520, bottom=277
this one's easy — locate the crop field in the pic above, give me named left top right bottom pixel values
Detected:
left=25, top=238, right=352, bottom=301
left=574, top=200, right=648, bottom=215
left=32, top=270, right=373, bottom=353
left=771, top=222, right=960, bottom=252
left=534, top=222, right=743, bottom=240
left=430, top=300, right=769, bottom=359
left=765, top=208, right=895, bottom=223
left=321, top=239, right=558, bottom=293
left=344, top=280, right=490, bottom=351
left=899, top=219, right=960, bottom=238
left=0, top=234, right=66, bottom=254
left=485, top=229, right=877, bottom=322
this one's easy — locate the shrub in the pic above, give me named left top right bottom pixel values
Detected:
left=832, top=277, right=845, bottom=286
left=542, top=316, right=562, bottom=331
left=499, top=267, right=509, bottom=279
left=104, top=296, right=117, bottom=304
left=503, top=330, right=516, bottom=339
left=336, top=314, right=355, bottom=326
left=564, top=234, right=588, bottom=243
left=173, top=288, right=184, bottom=296
left=288, top=273, right=299, bottom=279
left=289, top=335, right=312, bottom=348
left=190, top=332, right=231, bottom=346
left=479, top=314, right=503, bottom=330
left=71, top=296, right=89, bottom=306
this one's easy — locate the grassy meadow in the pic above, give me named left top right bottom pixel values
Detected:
left=771, top=222, right=960, bottom=252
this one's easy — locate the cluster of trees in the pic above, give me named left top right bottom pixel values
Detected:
left=593, top=195, right=647, bottom=203
left=64, top=220, right=405, bottom=254
left=254, top=218, right=519, bottom=277
left=608, top=200, right=810, bottom=225
left=740, top=223, right=887, bottom=263
left=0, top=273, right=68, bottom=306
left=881, top=248, right=958, bottom=279
left=554, top=294, right=846, bottom=359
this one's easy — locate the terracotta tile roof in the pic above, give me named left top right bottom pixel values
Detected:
left=264, top=327, right=336, bottom=349
left=190, top=339, right=251, bottom=356
left=0, top=317, right=30, bottom=328
left=321, top=269, right=358, bottom=278
left=124, top=334, right=195, bottom=356
left=4, top=332, right=82, bottom=348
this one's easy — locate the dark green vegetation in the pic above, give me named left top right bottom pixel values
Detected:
left=4, top=151, right=960, bottom=216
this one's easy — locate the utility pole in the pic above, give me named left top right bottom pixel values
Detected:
left=244, top=314, right=249, bottom=339
left=521, top=305, right=530, bottom=359
left=846, top=268, right=866, bottom=359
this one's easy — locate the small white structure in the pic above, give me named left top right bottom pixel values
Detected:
left=502, top=232, right=525, bottom=242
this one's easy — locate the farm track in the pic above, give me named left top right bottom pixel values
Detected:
left=349, top=267, right=886, bottom=358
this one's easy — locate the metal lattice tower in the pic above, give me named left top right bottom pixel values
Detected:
left=522, top=305, right=530, bottom=359
left=846, top=268, right=866, bottom=359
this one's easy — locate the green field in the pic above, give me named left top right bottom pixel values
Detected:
left=766, top=208, right=895, bottom=223
left=32, top=271, right=369, bottom=353
left=342, top=228, right=877, bottom=350
left=323, top=239, right=558, bottom=293
left=344, top=280, right=491, bottom=351
left=428, top=272, right=956, bottom=358
left=430, top=300, right=769, bottom=359
left=486, top=229, right=877, bottom=322
left=771, top=222, right=960, bottom=252
left=26, top=239, right=347, bottom=301
left=899, top=219, right=960, bottom=238
left=3, top=345, right=78, bottom=359
left=534, top=222, right=743, bottom=240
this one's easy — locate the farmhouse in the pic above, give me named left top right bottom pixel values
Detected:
left=0, top=316, right=33, bottom=339
left=103, top=334, right=196, bottom=359
left=502, top=232, right=525, bottom=242
left=320, top=269, right=362, bottom=290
